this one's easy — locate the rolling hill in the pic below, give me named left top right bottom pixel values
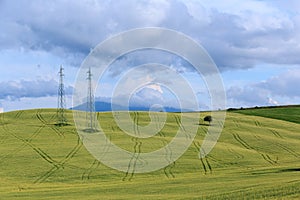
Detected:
left=0, top=107, right=299, bottom=199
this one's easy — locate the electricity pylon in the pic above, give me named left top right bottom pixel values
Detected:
left=56, top=65, right=68, bottom=126
left=85, top=67, right=97, bottom=132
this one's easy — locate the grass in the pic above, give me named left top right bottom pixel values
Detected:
left=0, top=107, right=299, bottom=199
left=231, top=105, right=300, bottom=124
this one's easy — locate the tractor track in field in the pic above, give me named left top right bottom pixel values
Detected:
left=164, top=161, right=176, bottom=178
left=152, top=112, right=176, bottom=178
left=193, top=141, right=213, bottom=174
left=253, top=133, right=261, bottom=140
left=0, top=110, right=50, bottom=163
left=199, top=157, right=212, bottom=174
left=50, top=112, right=59, bottom=122
left=14, top=110, right=24, bottom=119
left=251, top=119, right=283, bottom=140
left=174, top=115, right=191, bottom=140
left=201, top=147, right=252, bottom=169
left=133, top=112, right=140, bottom=137
left=232, top=132, right=279, bottom=165
left=276, top=143, right=300, bottom=158
left=1, top=122, right=60, bottom=169
left=161, top=131, right=175, bottom=178
left=200, top=126, right=207, bottom=133
left=232, top=119, right=283, bottom=165
left=193, top=140, right=201, bottom=151
left=123, top=112, right=143, bottom=181
left=206, top=154, right=241, bottom=168
left=228, top=148, right=244, bottom=159
left=0, top=124, right=45, bottom=163
left=113, top=112, right=120, bottom=120
left=36, top=109, right=47, bottom=123
left=122, top=137, right=142, bottom=181
left=2, top=113, right=85, bottom=174
left=249, top=118, right=295, bottom=162
left=36, top=110, right=64, bottom=138
left=174, top=115, right=186, bottom=132
left=248, top=120, right=262, bottom=139
left=194, top=141, right=205, bottom=173
left=81, top=135, right=111, bottom=181
left=248, top=119, right=294, bottom=164
left=254, top=120, right=261, bottom=127
left=269, top=129, right=283, bottom=139
left=81, top=159, right=101, bottom=180
left=232, top=133, right=253, bottom=150
left=260, top=153, right=278, bottom=165
left=204, top=147, right=250, bottom=168
left=233, top=120, right=240, bottom=128
left=0, top=111, right=25, bottom=143
left=35, top=133, right=82, bottom=183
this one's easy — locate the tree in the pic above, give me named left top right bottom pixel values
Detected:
left=204, top=115, right=212, bottom=125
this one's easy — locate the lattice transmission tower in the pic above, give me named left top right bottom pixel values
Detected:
left=85, top=67, right=97, bottom=132
left=56, top=65, right=68, bottom=126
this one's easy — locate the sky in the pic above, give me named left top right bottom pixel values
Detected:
left=0, top=0, right=300, bottom=112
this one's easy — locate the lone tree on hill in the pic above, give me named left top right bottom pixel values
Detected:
left=204, top=115, right=212, bottom=125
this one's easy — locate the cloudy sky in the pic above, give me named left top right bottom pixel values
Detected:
left=0, top=0, right=300, bottom=112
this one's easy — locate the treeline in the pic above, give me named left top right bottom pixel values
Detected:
left=227, top=104, right=300, bottom=111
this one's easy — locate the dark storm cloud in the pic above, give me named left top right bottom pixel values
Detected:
left=1, top=0, right=300, bottom=70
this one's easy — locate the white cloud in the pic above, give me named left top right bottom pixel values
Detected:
left=146, top=84, right=163, bottom=94
left=268, top=97, right=279, bottom=106
left=0, top=79, right=73, bottom=100
left=131, top=87, right=164, bottom=107
left=256, top=69, right=300, bottom=98
left=227, top=69, right=300, bottom=107
left=0, top=96, right=73, bottom=112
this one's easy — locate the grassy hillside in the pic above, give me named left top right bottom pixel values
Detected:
left=231, top=105, right=300, bottom=124
left=0, top=108, right=299, bottom=199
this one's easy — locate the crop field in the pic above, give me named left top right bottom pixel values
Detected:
left=0, top=108, right=299, bottom=199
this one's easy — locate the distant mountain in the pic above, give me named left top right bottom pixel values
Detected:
left=71, top=101, right=183, bottom=112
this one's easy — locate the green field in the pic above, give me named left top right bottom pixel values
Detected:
left=232, top=106, right=300, bottom=124
left=0, top=108, right=299, bottom=199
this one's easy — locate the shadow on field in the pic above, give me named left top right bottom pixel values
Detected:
left=278, top=168, right=300, bottom=172
left=197, top=123, right=210, bottom=126
left=252, top=168, right=300, bottom=175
